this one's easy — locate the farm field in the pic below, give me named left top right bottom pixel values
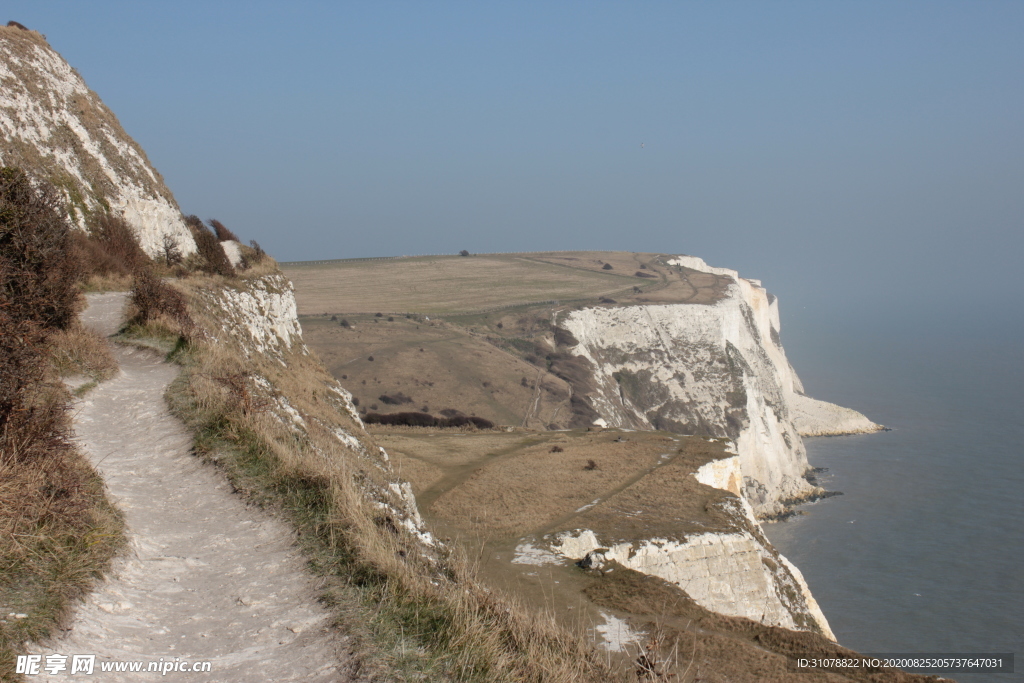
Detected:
left=281, top=251, right=728, bottom=316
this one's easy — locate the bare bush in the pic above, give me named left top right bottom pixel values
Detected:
left=207, top=218, right=239, bottom=242
left=185, top=214, right=234, bottom=277
left=249, top=240, right=266, bottom=262
left=161, top=234, right=183, bottom=266
left=128, top=269, right=193, bottom=339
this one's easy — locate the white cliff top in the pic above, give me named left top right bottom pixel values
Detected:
left=0, top=25, right=195, bottom=257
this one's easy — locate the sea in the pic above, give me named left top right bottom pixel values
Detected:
left=763, top=312, right=1023, bottom=682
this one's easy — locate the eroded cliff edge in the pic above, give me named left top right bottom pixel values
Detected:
left=554, top=254, right=881, bottom=519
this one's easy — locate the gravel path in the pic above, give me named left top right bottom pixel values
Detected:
left=29, top=293, right=349, bottom=681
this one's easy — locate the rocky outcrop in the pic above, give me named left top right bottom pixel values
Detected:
left=555, top=255, right=879, bottom=517
left=0, top=25, right=195, bottom=257
left=187, top=272, right=432, bottom=546
left=535, top=451, right=835, bottom=640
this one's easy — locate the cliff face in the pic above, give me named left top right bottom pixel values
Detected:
left=556, top=255, right=879, bottom=517
left=184, top=272, right=432, bottom=547
left=0, top=25, right=195, bottom=257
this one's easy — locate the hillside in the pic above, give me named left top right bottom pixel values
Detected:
left=0, top=23, right=194, bottom=257
left=2, top=22, right=934, bottom=683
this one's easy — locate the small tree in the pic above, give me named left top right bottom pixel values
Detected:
left=459, top=249, right=470, bottom=257
left=162, top=234, right=183, bottom=266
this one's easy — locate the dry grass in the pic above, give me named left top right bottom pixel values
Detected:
left=282, top=251, right=731, bottom=317
left=376, top=431, right=692, bottom=539
left=0, top=334, right=123, bottom=681
left=282, top=253, right=642, bottom=316
left=47, top=323, right=118, bottom=382
left=583, top=565, right=937, bottom=682
left=130, top=270, right=622, bottom=681
left=0, top=431, right=124, bottom=681
left=301, top=315, right=572, bottom=429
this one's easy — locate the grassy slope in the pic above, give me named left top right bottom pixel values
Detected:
left=127, top=266, right=621, bottom=682
left=372, top=427, right=944, bottom=683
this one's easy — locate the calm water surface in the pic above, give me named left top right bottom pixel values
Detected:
left=763, top=322, right=1023, bottom=682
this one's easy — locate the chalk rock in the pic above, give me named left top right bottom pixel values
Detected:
left=0, top=25, right=195, bottom=257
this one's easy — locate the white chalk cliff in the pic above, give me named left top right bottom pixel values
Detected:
left=556, top=254, right=880, bottom=518
left=0, top=25, right=195, bottom=257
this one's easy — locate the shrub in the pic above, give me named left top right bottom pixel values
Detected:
left=375, top=312, right=383, bottom=317
left=459, top=249, right=469, bottom=257
left=584, top=459, right=599, bottom=470
left=207, top=218, right=239, bottom=242
left=249, top=240, right=266, bottom=262
left=185, top=214, right=234, bottom=277
left=127, top=269, right=193, bottom=338
left=0, top=167, right=80, bottom=331
left=363, top=412, right=495, bottom=429
left=378, top=392, right=413, bottom=405
left=367, top=356, right=374, bottom=361
left=602, top=263, right=613, bottom=270
left=550, top=445, right=564, bottom=453
left=339, top=319, right=351, bottom=328
left=73, top=213, right=150, bottom=280
left=635, top=271, right=657, bottom=279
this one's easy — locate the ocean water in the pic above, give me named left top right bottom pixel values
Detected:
left=763, top=318, right=1024, bottom=682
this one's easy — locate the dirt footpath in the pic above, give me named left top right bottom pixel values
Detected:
left=29, top=293, right=349, bottom=681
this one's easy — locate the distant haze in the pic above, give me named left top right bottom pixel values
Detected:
left=7, top=1, right=1023, bottom=332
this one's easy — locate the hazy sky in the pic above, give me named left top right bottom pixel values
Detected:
left=7, top=2, right=1023, bottom=329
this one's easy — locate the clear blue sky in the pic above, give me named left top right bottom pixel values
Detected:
left=8, top=2, right=1023, bottom=330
